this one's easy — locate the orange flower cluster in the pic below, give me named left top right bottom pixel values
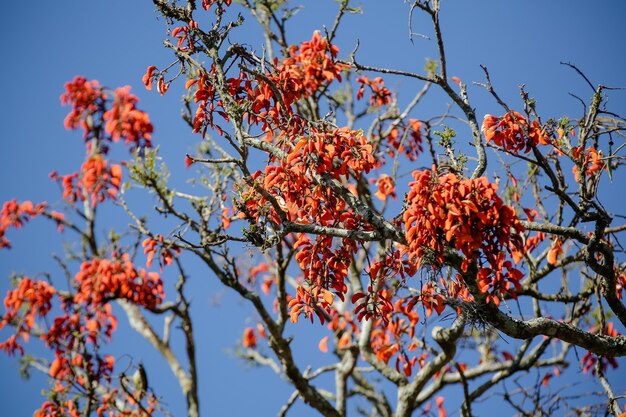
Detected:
left=103, top=86, right=153, bottom=148
left=288, top=284, right=335, bottom=324
left=62, top=77, right=153, bottom=151
left=386, top=119, right=423, bottom=161
left=51, top=155, right=122, bottom=206
left=0, top=258, right=158, bottom=402
left=186, top=65, right=233, bottom=136
left=0, top=200, right=47, bottom=249
left=359, top=290, right=423, bottom=376
left=74, top=254, right=164, bottom=309
left=286, top=127, right=376, bottom=179
left=356, top=76, right=392, bottom=107
left=142, top=235, right=181, bottom=271
left=0, top=278, right=55, bottom=355
left=482, top=112, right=549, bottom=154
left=275, top=31, right=346, bottom=105
left=403, top=169, right=524, bottom=303
left=45, top=304, right=118, bottom=357
left=293, top=234, right=352, bottom=294
left=238, top=123, right=374, bottom=257
left=571, top=146, right=605, bottom=179
left=187, top=32, right=345, bottom=138
left=61, top=76, right=103, bottom=132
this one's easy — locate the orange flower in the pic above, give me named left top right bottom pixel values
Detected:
left=242, top=327, right=257, bottom=349
left=547, top=238, right=563, bottom=265
left=142, top=65, right=157, bottom=90
left=318, top=336, right=329, bottom=353
left=375, top=174, right=396, bottom=201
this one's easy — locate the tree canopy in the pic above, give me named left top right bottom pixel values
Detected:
left=1, top=1, right=626, bottom=416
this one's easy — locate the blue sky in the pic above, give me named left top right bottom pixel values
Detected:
left=1, top=1, right=626, bottom=416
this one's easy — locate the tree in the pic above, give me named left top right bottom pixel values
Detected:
left=1, top=0, right=626, bottom=416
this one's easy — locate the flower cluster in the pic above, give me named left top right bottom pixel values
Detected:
left=290, top=234, right=354, bottom=309
left=62, top=76, right=153, bottom=152
left=142, top=235, right=181, bottom=271
left=275, top=31, right=346, bottom=104
left=403, top=168, right=524, bottom=304
left=356, top=289, right=424, bottom=376
left=374, top=174, right=396, bottom=201
left=103, top=86, right=153, bottom=148
left=357, top=76, right=392, bottom=107
left=0, top=200, right=48, bottom=249
left=50, top=155, right=122, bottom=206
left=61, top=76, right=103, bottom=132
left=286, top=127, right=376, bottom=179
left=74, top=254, right=164, bottom=309
left=0, top=253, right=164, bottom=416
left=0, top=278, right=55, bottom=355
left=571, top=146, right=605, bottom=179
left=185, top=31, right=346, bottom=139
left=288, top=284, right=335, bottom=324
left=482, top=111, right=549, bottom=154
left=386, top=119, right=423, bottom=161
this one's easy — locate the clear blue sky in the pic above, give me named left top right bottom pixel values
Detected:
left=1, top=2, right=626, bottom=416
